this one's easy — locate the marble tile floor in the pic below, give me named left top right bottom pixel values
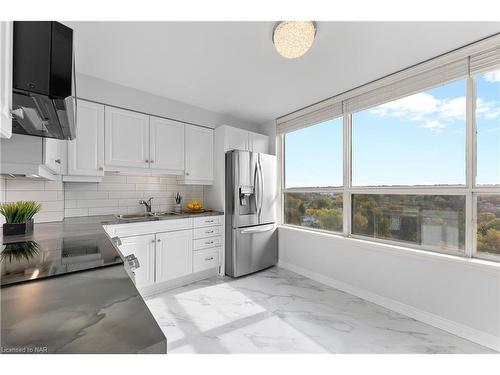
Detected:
left=144, top=266, right=495, bottom=354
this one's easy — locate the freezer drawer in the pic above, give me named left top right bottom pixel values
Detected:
left=226, top=224, right=278, bottom=277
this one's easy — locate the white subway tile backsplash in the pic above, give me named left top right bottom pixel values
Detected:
left=1, top=173, right=203, bottom=222
left=65, top=191, right=109, bottom=200
left=65, top=208, right=89, bottom=217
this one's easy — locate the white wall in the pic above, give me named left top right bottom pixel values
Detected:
left=77, top=73, right=261, bottom=132
left=278, top=226, right=500, bottom=351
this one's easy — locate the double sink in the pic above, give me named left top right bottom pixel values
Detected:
left=115, top=211, right=182, bottom=221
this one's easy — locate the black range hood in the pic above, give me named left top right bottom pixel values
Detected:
left=11, top=21, right=76, bottom=140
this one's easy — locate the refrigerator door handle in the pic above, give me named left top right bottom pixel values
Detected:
left=240, top=224, right=275, bottom=234
left=258, top=160, right=264, bottom=218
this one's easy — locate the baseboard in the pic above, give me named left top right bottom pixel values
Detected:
left=139, top=267, right=219, bottom=298
left=278, top=260, right=500, bottom=352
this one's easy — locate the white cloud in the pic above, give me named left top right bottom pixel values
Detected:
left=369, top=92, right=466, bottom=133
left=477, top=98, right=500, bottom=120
left=422, top=120, right=447, bottom=133
left=484, top=70, right=500, bottom=82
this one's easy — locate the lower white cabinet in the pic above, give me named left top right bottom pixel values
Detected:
left=193, top=248, right=220, bottom=273
left=107, top=215, right=223, bottom=292
left=119, top=234, right=156, bottom=288
left=156, top=229, right=193, bottom=282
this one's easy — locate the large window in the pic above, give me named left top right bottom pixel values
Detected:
left=285, top=118, right=343, bottom=188
left=284, top=192, right=343, bottom=232
left=283, top=117, right=344, bottom=233
left=279, top=41, right=500, bottom=263
left=477, top=195, right=500, bottom=259
left=476, top=69, right=500, bottom=186
left=352, top=80, right=466, bottom=186
left=352, top=194, right=465, bottom=253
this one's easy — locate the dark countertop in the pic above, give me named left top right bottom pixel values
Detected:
left=0, top=215, right=169, bottom=354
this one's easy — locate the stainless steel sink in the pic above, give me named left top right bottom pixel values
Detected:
left=114, top=212, right=182, bottom=220
left=114, top=213, right=154, bottom=220
left=149, top=211, right=181, bottom=217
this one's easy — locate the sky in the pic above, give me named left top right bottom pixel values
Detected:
left=285, top=71, right=499, bottom=188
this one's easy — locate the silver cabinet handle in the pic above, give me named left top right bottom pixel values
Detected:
left=99, top=166, right=104, bottom=171
left=205, top=257, right=214, bottom=261
left=151, top=239, right=155, bottom=243
left=157, top=239, right=161, bottom=242
left=150, top=160, right=154, bottom=163
left=55, top=159, right=61, bottom=164
left=145, top=159, right=149, bottom=163
left=186, top=171, right=190, bottom=176
left=206, top=219, right=214, bottom=223
left=205, top=240, right=214, bottom=245
left=206, top=230, right=214, bottom=234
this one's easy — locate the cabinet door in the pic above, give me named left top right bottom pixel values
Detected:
left=119, top=234, right=156, bottom=288
left=223, top=126, right=249, bottom=152
left=67, top=100, right=104, bottom=176
left=248, top=132, right=269, bottom=154
left=149, top=116, right=184, bottom=173
left=0, top=22, right=13, bottom=139
left=105, top=107, right=150, bottom=169
left=155, top=229, right=193, bottom=282
left=44, top=138, right=63, bottom=174
left=184, top=125, right=213, bottom=184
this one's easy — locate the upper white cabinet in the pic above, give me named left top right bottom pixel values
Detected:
left=0, top=22, right=13, bottom=139
left=67, top=100, right=104, bottom=178
left=44, top=138, right=63, bottom=174
left=248, top=132, right=269, bottom=153
left=149, top=116, right=184, bottom=174
left=105, top=106, right=150, bottom=169
left=119, top=234, right=156, bottom=288
left=182, top=125, right=214, bottom=184
left=224, top=126, right=249, bottom=151
left=155, top=229, right=193, bottom=282
left=1, top=134, right=62, bottom=180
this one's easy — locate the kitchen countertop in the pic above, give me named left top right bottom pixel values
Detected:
left=101, top=210, right=224, bottom=225
left=0, top=215, right=174, bottom=353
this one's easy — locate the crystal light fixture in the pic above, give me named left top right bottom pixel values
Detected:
left=273, top=21, right=316, bottom=59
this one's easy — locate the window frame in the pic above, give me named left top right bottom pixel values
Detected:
left=278, top=50, right=500, bottom=262
left=282, top=117, right=345, bottom=234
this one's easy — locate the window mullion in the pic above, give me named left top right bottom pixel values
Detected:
left=343, top=112, right=352, bottom=237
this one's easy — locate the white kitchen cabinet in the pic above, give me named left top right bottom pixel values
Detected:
left=183, top=125, right=213, bottom=184
left=0, top=22, right=13, bottom=139
left=67, top=100, right=104, bottom=177
left=119, top=234, right=156, bottom=288
left=43, top=138, right=63, bottom=174
left=248, top=132, right=269, bottom=153
left=105, top=106, right=150, bottom=169
left=156, top=229, right=193, bottom=282
left=224, top=125, right=249, bottom=151
left=149, top=116, right=184, bottom=174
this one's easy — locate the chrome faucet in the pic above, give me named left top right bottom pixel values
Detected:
left=139, top=197, right=153, bottom=213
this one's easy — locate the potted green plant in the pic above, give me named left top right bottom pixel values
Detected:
left=0, top=201, right=41, bottom=236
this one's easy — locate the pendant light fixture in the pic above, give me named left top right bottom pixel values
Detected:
left=273, top=21, right=316, bottom=59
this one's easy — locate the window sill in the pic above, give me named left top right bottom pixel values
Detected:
left=279, top=224, right=500, bottom=274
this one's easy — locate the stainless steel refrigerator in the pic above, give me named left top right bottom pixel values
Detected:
left=225, top=150, right=278, bottom=277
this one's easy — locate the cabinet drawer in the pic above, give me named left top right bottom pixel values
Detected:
left=193, top=215, right=222, bottom=227
left=193, top=248, right=219, bottom=273
left=193, top=236, right=222, bottom=250
left=193, top=225, right=222, bottom=239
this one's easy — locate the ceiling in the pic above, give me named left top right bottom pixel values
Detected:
left=66, top=21, right=500, bottom=125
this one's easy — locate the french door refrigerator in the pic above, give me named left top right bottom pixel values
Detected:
left=225, top=150, right=278, bottom=277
